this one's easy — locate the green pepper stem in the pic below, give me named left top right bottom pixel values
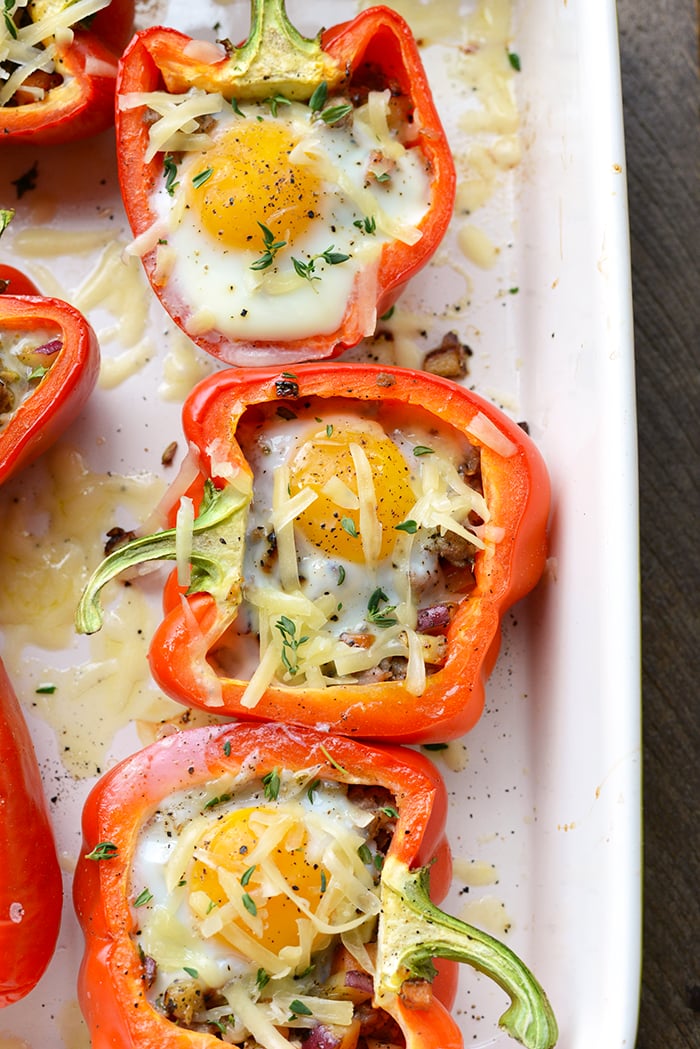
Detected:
left=378, top=856, right=558, bottom=1049
left=75, top=479, right=251, bottom=635
left=220, top=0, right=343, bottom=101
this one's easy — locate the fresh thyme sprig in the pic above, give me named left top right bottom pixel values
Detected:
left=367, top=587, right=398, bottom=627
left=275, top=615, right=309, bottom=674
left=250, top=222, right=287, bottom=270
left=292, top=246, right=350, bottom=288
left=163, top=153, right=179, bottom=196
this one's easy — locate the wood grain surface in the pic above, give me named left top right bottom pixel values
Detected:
left=616, top=2, right=699, bottom=1047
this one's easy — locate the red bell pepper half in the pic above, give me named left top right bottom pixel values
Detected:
left=76, top=362, right=550, bottom=745
left=73, top=721, right=557, bottom=1049
left=0, top=0, right=135, bottom=145
left=0, top=258, right=100, bottom=484
left=115, top=0, right=456, bottom=365
left=0, top=658, right=62, bottom=1007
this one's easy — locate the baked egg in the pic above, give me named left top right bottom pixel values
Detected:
left=207, top=397, right=489, bottom=705
left=130, top=769, right=395, bottom=1042
left=125, top=89, right=432, bottom=345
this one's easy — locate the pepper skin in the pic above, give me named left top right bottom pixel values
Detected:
left=115, top=1, right=456, bottom=366
left=0, top=658, right=62, bottom=1006
left=76, top=362, right=550, bottom=745
left=73, top=722, right=557, bottom=1049
left=0, top=264, right=39, bottom=295
left=0, top=281, right=100, bottom=485
left=0, top=0, right=135, bottom=145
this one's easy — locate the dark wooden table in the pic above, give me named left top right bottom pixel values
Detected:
left=616, top=3, right=699, bottom=1047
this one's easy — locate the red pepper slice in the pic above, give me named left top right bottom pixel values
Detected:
left=76, top=362, right=550, bottom=744
left=115, top=1, right=455, bottom=365
left=0, top=0, right=135, bottom=145
left=0, top=658, right=62, bottom=1007
left=73, top=722, right=557, bottom=1049
left=0, top=278, right=100, bottom=484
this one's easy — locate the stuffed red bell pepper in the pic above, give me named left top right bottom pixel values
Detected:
left=0, top=657, right=62, bottom=1007
left=76, top=362, right=550, bottom=745
left=115, top=0, right=456, bottom=366
left=73, top=721, right=557, bottom=1049
left=0, top=0, right=135, bottom=145
left=0, top=240, right=100, bottom=484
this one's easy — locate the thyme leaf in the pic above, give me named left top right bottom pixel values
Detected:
left=251, top=222, right=287, bottom=270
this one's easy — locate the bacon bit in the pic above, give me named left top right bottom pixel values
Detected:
left=399, top=977, right=434, bottom=1010
left=141, top=953, right=157, bottom=988
left=104, top=526, right=137, bottom=556
left=366, top=149, right=396, bottom=186
left=345, top=969, right=374, bottom=995
left=425, top=531, right=477, bottom=568
left=162, top=978, right=205, bottom=1025
left=416, top=602, right=456, bottom=635
left=34, top=339, right=62, bottom=356
left=423, top=330, right=471, bottom=379
left=10, top=70, right=62, bottom=107
left=303, top=1019, right=362, bottom=1049
left=339, top=632, right=375, bottom=649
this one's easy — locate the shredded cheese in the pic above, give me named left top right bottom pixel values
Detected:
left=466, top=411, right=518, bottom=457
left=174, top=496, right=195, bottom=588
left=0, top=0, right=110, bottom=106
left=117, top=88, right=225, bottom=161
left=349, top=442, right=382, bottom=566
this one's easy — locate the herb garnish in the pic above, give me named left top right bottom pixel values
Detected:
left=308, top=81, right=328, bottom=112
left=276, top=616, right=309, bottom=675
left=319, top=103, right=353, bottom=124
left=353, top=215, right=377, bottom=235
left=256, top=968, right=270, bottom=991
left=192, top=167, right=214, bottom=189
left=292, top=246, right=350, bottom=287
left=367, top=587, right=398, bottom=627
left=262, top=768, right=281, bottom=801
left=133, top=888, right=153, bottom=907
left=265, top=93, right=291, bottom=116
left=395, top=519, right=418, bottom=534
left=251, top=223, right=287, bottom=270
left=341, top=517, right=358, bottom=537
left=85, top=841, right=119, bottom=861
left=240, top=865, right=256, bottom=887
left=289, top=999, right=313, bottom=1019
left=163, top=153, right=179, bottom=196
left=357, top=843, right=373, bottom=865
left=204, top=792, right=232, bottom=810
left=319, top=744, right=349, bottom=776
left=3, top=1, right=17, bottom=40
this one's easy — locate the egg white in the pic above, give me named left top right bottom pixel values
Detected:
left=149, top=95, right=431, bottom=342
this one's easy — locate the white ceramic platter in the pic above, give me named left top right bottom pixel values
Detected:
left=0, top=2, right=640, bottom=1048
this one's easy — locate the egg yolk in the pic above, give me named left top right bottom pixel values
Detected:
left=185, top=121, right=322, bottom=251
left=189, top=806, right=329, bottom=954
left=288, top=425, right=415, bottom=563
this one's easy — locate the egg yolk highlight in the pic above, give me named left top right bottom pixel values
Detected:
left=189, top=806, right=328, bottom=954
left=186, top=121, right=322, bottom=251
left=288, top=425, right=415, bottom=563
